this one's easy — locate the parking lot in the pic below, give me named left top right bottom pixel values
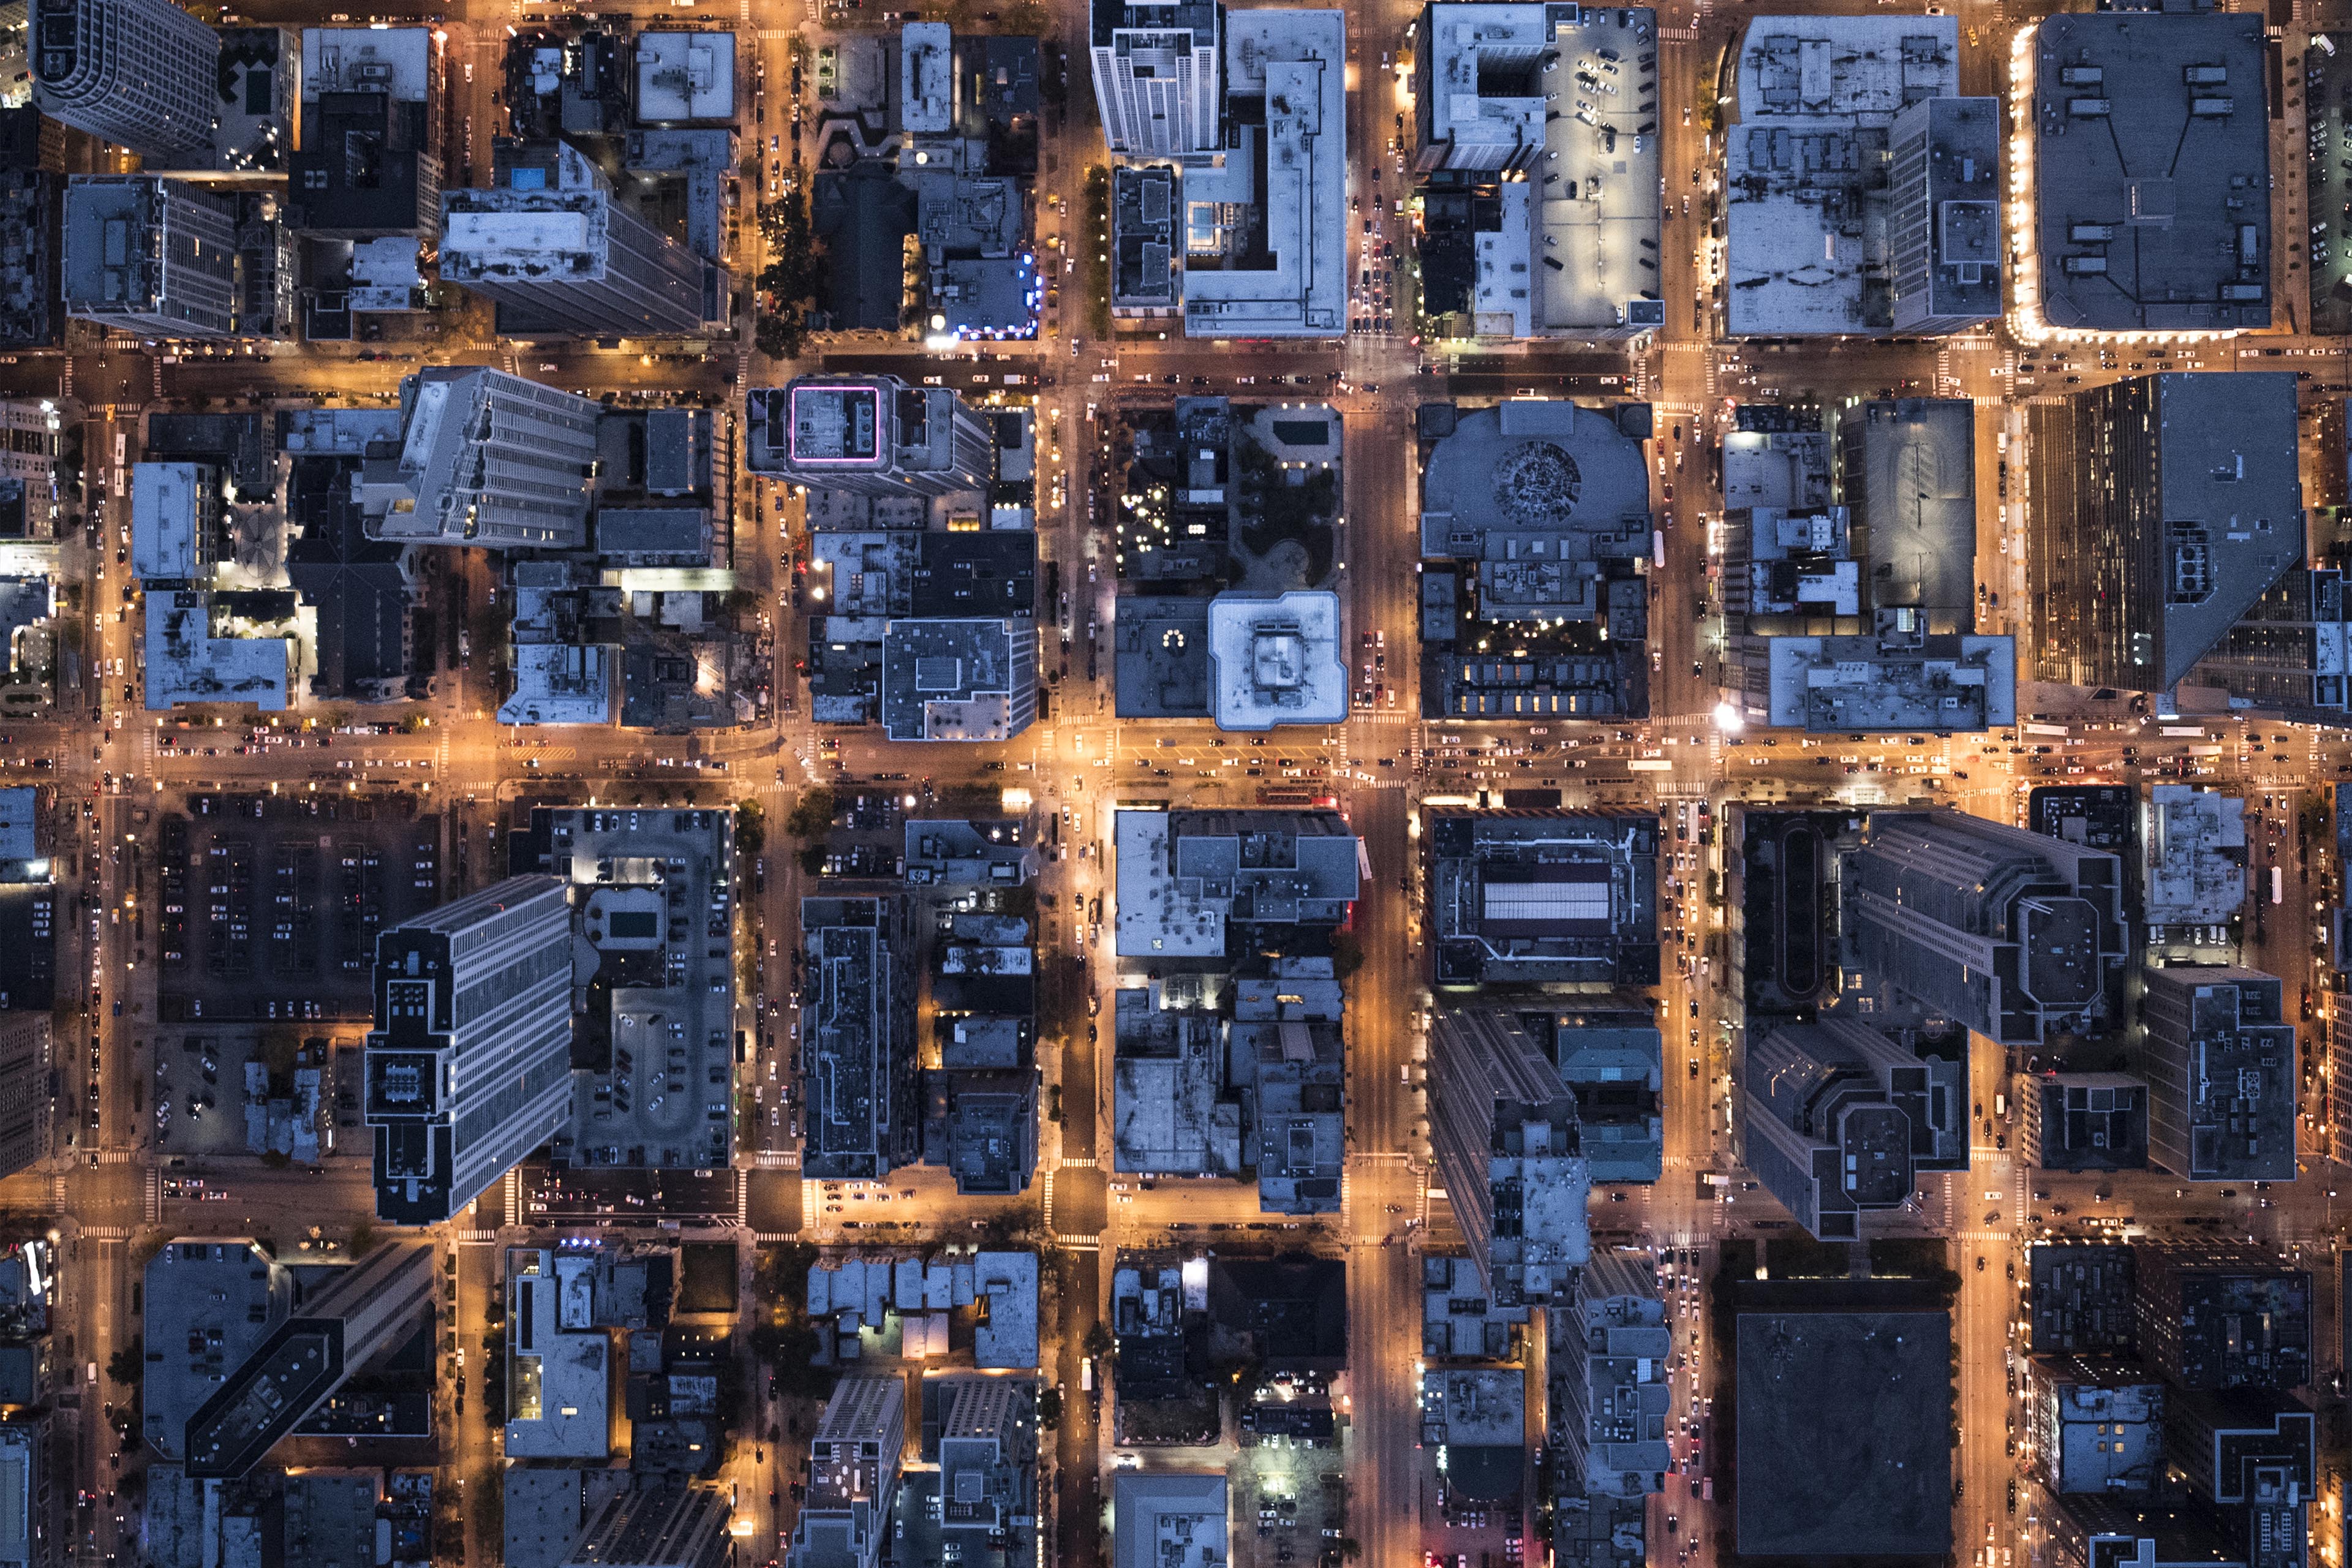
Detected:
left=153, top=1025, right=356, bottom=1162
left=155, top=791, right=442, bottom=1022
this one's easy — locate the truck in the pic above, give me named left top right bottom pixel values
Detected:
left=2273, top=865, right=2285, bottom=905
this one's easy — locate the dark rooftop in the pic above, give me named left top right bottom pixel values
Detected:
left=1735, top=1307, right=1953, bottom=1559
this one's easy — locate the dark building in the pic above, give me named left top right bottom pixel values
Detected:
left=2190, top=567, right=2352, bottom=728
left=2020, top=1072, right=2150, bottom=1172
left=2131, top=1246, right=2310, bottom=1393
left=2139, top=966, right=2296, bottom=1184
left=1733, top=1298, right=1953, bottom=1559
left=801, top=895, right=922, bottom=1181
left=2030, top=1244, right=2136, bottom=1357
left=1844, top=809, right=2127, bottom=1045
left=1730, top=806, right=1855, bottom=1020
left=1835, top=398, right=1977, bottom=633
left=2026, top=374, right=2302, bottom=695
left=289, top=89, right=442, bottom=238
left=0, top=110, right=59, bottom=350
left=2165, top=1390, right=2313, bottom=1568
left=2045, top=1496, right=2243, bottom=1568
left=285, top=456, right=415, bottom=702
left=1740, top=1017, right=1965, bottom=1240
left=1425, top=1008, right=1589, bottom=1311
left=1428, top=809, right=1660, bottom=990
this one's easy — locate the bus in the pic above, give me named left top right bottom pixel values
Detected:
left=2272, top=865, right=2285, bottom=905
left=2022, top=723, right=2070, bottom=738
left=2160, top=725, right=2205, bottom=737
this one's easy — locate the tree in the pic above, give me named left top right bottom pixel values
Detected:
left=1082, top=1321, right=1114, bottom=1360
left=1329, top=930, right=1366, bottom=981
left=1336, top=1541, right=1364, bottom=1562
left=1036, top=1386, right=1063, bottom=1430
left=348, top=1220, right=378, bottom=1258
left=785, top=788, right=836, bottom=840
left=736, top=799, right=767, bottom=857
left=105, top=1336, right=144, bottom=1390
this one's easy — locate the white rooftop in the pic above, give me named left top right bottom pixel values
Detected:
left=635, top=31, right=736, bottom=124
left=130, top=462, right=204, bottom=582
left=900, top=23, right=953, bottom=135
left=440, top=197, right=607, bottom=276
left=505, top=1250, right=611, bottom=1459
left=2143, top=785, right=2248, bottom=927
left=1206, top=590, right=1346, bottom=730
left=1725, top=16, right=1959, bottom=336
left=144, top=594, right=292, bottom=711
left=302, top=27, right=434, bottom=102
left=499, top=643, right=618, bottom=726
left=1183, top=10, right=1347, bottom=338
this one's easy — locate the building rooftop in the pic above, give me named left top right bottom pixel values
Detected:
left=1429, top=809, right=1660, bottom=989
left=1420, top=1366, right=1526, bottom=1452
left=1114, top=809, right=1360, bottom=960
left=2026, top=10, right=2271, bottom=335
left=879, top=617, right=1036, bottom=742
left=1839, top=398, right=1977, bottom=630
left=143, top=591, right=294, bottom=710
left=2031, top=1359, right=2162, bottom=1494
left=1552, top=1011, right=1664, bottom=1183
left=504, top=1248, right=616, bottom=1459
left=1178, top=10, right=1346, bottom=338
left=533, top=807, right=735, bottom=1172
left=1735, top=1307, right=1953, bottom=1558
left=800, top=896, right=917, bottom=1181
left=1232, top=959, right=1346, bottom=1215
left=1891, top=97, right=2000, bottom=330
left=2133, top=1245, right=2310, bottom=1392
left=1205, top=590, right=1346, bottom=729
left=1414, top=4, right=1665, bottom=337
left=1724, top=17, right=1959, bottom=335
left=635, top=32, right=734, bottom=124
left=2030, top=1244, right=2136, bottom=1356
left=2140, top=965, right=2296, bottom=1185
left=1760, top=625, right=2016, bottom=732
left=130, top=462, right=206, bottom=583
left=903, top=818, right=1036, bottom=889
left=1112, top=165, right=1179, bottom=311
left=1112, top=596, right=1212, bottom=718
left=304, top=28, right=434, bottom=100
left=1112, top=984, right=1234, bottom=1177
left=2024, top=1072, right=2150, bottom=1173
left=142, top=1240, right=292, bottom=1463
left=1112, top=1473, right=1228, bottom=1568
left=1422, top=1254, right=1522, bottom=1361
left=2143, top=788, right=2248, bottom=927
left=1721, top=424, right=1833, bottom=511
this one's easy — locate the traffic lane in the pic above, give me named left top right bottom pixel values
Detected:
left=519, top=1162, right=740, bottom=1220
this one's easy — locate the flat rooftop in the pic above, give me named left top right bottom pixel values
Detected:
left=1112, top=1472, right=1229, bottom=1568
left=635, top=31, right=735, bottom=123
left=2143, top=787, right=2247, bottom=927
left=1763, top=630, right=2016, bottom=731
left=1724, top=17, right=1958, bottom=336
left=880, top=617, right=1035, bottom=742
left=1181, top=10, right=1346, bottom=338
left=1114, top=808, right=1360, bottom=959
left=542, top=807, right=735, bottom=1172
left=1735, top=1308, right=1953, bottom=1557
left=1205, top=590, right=1346, bottom=730
left=303, top=27, right=434, bottom=100
left=2028, top=10, right=2271, bottom=334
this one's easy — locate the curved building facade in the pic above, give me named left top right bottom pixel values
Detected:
left=33, top=0, right=220, bottom=164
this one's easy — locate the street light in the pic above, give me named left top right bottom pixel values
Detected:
left=1711, top=701, right=1744, bottom=734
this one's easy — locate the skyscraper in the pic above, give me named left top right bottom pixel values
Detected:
left=2025, top=373, right=2302, bottom=695
left=61, top=176, right=239, bottom=339
left=363, top=876, right=577, bottom=1225
left=791, top=1375, right=906, bottom=1568
left=561, top=1483, right=734, bottom=1568
left=362, top=368, right=600, bottom=549
left=1885, top=97, right=2000, bottom=334
left=2138, top=965, right=2297, bottom=1183
left=1088, top=0, right=1222, bottom=157
left=746, top=376, right=997, bottom=499
left=1425, top=1008, right=1589, bottom=1311
left=440, top=184, right=724, bottom=336
left=1741, top=1017, right=1964, bottom=1240
left=1845, top=809, right=2127, bottom=1045
left=33, top=0, right=219, bottom=164
left=0, top=1012, right=48, bottom=1182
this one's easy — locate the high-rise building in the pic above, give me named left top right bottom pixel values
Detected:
left=1845, top=809, right=2127, bottom=1045
left=440, top=180, right=725, bottom=336
left=0, top=1012, right=48, bottom=1183
left=33, top=0, right=219, bottom=164
left=181, top=1241, right=437, bottom=1477
left=1552, top=1250, right=1671, bottom=1501
left=2188, top=567, right=2352, bottom=726
left=363, top=875, right=578, bottom=1224
left=746, top=376, right=997, bottom=499
left=2130, top=1245, right=2310, bottom=1393
left=560, top=1482, right=733, bottom=1568
left=2138, top=965, right=2296, bottom=1184
left=2025, top=373, right=2302, bottom=695
left=361, top=368, right=600, bottom=549
left=290, top=28, right=442, bottom=239
left=1885, top=97, right=2000, bottom=334
left=921, top=1376, right=1038, bottom=1566
left=1740, top=1017, right=1966, bottom=1240
left=790, top=1375, right=906, bottom=1568
left=1425, top=1008, right=1589, bottom=1311
left=801, top=896, right=921, bottom=1181
left=61, top=175, right=238, bottom=338
left=1088, top=0, right=1221, bottom=158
